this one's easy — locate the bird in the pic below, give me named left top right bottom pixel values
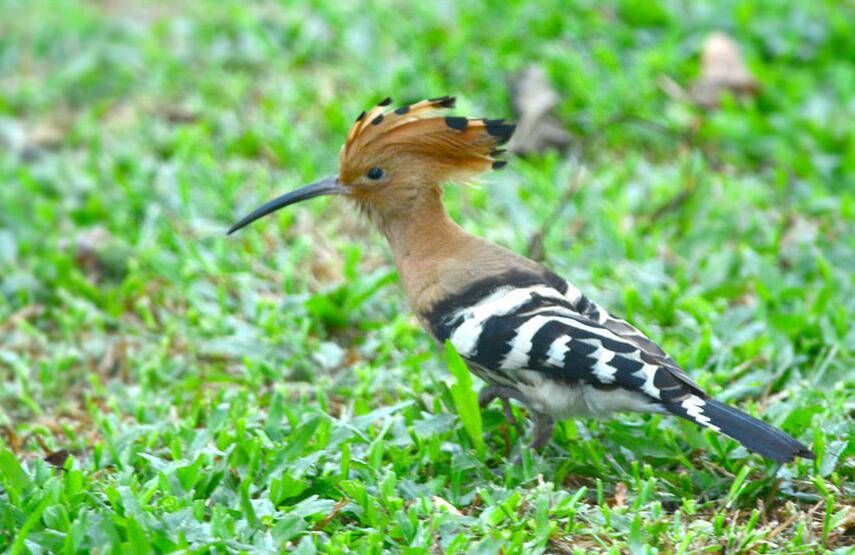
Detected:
left=228, top=95, right=814, bottom=464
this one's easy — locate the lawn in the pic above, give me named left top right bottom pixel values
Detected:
left=1, top=0, right=853, bottom=553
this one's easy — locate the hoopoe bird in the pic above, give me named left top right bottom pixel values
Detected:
left=229, top=96, right=814, bottom=464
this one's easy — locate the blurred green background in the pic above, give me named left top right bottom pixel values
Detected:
left=1, top=0, right=853, bottom=553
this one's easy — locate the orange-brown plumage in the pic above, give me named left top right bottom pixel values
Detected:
left=339, top=96, right=513, bottom=193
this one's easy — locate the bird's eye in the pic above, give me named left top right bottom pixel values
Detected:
left=367, top=167, right=384, bottom=180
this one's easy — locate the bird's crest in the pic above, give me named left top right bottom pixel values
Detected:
left=339, top=96, right=515, bottom=185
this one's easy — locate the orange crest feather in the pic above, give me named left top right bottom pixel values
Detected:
left=340, top=96, right=515, bottom=185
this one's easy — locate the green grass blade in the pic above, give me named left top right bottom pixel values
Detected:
left=445, top=340, right=485, bottom=459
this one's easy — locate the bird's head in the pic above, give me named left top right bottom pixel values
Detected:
left=227, top=96, right=515, bottom=234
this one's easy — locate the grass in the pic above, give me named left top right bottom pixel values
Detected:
left=1, top=0, right=853, bottom=552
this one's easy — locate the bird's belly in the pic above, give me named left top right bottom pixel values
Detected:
left=464, top=360, right=662, bottom=419
left=513, top=370, right=662, bottom=419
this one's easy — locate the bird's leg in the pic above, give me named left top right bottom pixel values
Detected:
left=478, top=384, right=527, bottom=408
left=529, top=411, right=555, bottom=450
left=478, top=385, right=526, bottom=434
left=479, top=386, right=555, bottom=457
left=511, top=411, right=555, bottom=464
left=499, top=398, right=525, bottom=435
left=477, top=385, right=501, bottom=408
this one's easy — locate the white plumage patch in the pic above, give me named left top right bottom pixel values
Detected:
left=545, top=336, right=571, bottom=367
left=681, top=395, right=720, bottom=432
left=589, top=346, right=617, bottom=383
left=448, top=286, right=530, bottom=355
left=633, top=363, right=662, bottom=400
left=564, top=281, right=583, bottom=304
left=500, top=315, right=551, bottom=369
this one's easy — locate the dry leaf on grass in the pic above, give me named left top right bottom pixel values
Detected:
left=431, top=495, right=463, bottom=516
left=692, top=32, right=759, bottom=108
left=44, top=449, right=72, bottom=468
left=509, top=64, right=573, bottom=155
left=614, top=481, right=628, bottom=507
left=0, top=119, right=64, bottom=161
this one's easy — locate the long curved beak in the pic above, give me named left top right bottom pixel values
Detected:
left=227, top=175, right=347, bottom=235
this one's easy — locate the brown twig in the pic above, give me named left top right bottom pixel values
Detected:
left=0, top=304, right=45, bottom=334
left=525, top=146, right=589, bottom=262
left=314, top=498, right=348, bottom=530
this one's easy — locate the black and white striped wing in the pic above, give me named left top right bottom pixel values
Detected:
left=431, top=272, right=703, bottom=404
left=566, top=283, right=704, bottom=397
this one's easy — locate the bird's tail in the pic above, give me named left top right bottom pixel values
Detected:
left=664, top=395, right=814, bottom=463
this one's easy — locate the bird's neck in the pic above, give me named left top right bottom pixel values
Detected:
left=375, top=188, right=544, bottom=320
left=377, top=191, right=481, bottom=314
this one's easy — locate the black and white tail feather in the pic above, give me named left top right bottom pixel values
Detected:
left=666, top=396, right=813, bottom=463
left=427, top=268, right=814, bottom=463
